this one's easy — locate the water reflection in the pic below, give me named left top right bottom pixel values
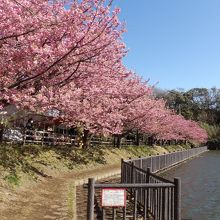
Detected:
left=161, top=151, right=220, bottom=220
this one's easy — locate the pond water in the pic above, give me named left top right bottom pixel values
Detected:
left=161, top=151, right=220, bottom=220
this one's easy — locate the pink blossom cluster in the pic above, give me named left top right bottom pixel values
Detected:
left=0, top=0, right=207, bottom=143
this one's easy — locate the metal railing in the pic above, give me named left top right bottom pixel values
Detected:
left=120, top=160, right=180, bottom=220
left=126, top=146, right=208, bottom=173
left=86, top=147, right=207, bottom=220
left=118, top=146, right=207, bottom=220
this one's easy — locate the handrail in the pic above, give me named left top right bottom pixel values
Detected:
left=125, top=146, right=208, bottom=173
left=148, top=171, right=174, bottom=184
left=125, top=146, right=208, bottom=162
left=93, top=183, right=174, bottom=188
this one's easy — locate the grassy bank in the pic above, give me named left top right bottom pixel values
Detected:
left=0, top=143, right=191, bottom=188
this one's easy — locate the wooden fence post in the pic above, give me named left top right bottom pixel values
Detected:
left=146, top=167, right=150, bottom=183
left=174, top=178, right=181, bottom=220
left=23, top=129, right=26, bottom=145
left=121, top=158, right=124, bottom=183
left=87, top=178, right=95, bottom=220
left=131, top=162, right=134, bottom=183
left=139, top=156, right=143, bottom=169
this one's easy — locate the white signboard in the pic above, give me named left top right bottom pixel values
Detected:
left=101, top=188, right=126, bottom=207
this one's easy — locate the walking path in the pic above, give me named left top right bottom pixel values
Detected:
left=0, top=164, right=121, bottom=220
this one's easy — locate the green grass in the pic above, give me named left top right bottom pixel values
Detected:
left=0, top=143, right=191, bottom=187
left=4, top=173, right=20, bottom=186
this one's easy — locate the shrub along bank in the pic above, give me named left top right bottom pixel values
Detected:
left=200, top=123, right=220, bottom=149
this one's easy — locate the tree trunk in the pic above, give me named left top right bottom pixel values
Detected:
left=135, top=130, right=140, bottom=146
left=75, top=127, right=83, bottom=148
left=148, top=135, right=156, bottom=146
left=82, top=129, right=91, bottom=149
left=148, top=136, right=152, bottom=146
left=0, top=125, right=4, bottom=143
left=113, top=136, right=116, bottom=148
left=116, top=134, right=122, bottom=148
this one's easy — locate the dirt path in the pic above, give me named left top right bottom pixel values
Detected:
left=0, top=164, right=120, bottom=220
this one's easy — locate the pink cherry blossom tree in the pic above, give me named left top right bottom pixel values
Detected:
left=0, top=0, right=208, bottom=148
left=0, top=0, right=126, bottom=107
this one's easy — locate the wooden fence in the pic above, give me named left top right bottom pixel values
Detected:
left=23, top=129, right=135, bottom=146
left=23, top=129, right=75, bottom=145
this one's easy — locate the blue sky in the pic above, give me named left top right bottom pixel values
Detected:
left=113, top=0, right=220, bottom=90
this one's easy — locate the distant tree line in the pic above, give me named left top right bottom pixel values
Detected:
left=154, top=87, right=220, bottom=125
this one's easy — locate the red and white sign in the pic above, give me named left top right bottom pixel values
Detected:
left=101, top=188, right=126, bottom=207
